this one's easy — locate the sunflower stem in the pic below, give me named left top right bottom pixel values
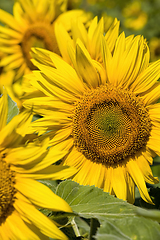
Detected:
left=71, top=218, right=81, bottom=237
left=89, top=218, right=100, bottom=240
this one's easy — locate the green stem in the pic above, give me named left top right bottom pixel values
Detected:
left=89, top=218, right=100, bottom=240
left=71, top=218, right=81, bottom=237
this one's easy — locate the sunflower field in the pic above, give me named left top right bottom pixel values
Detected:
left=1, top=0, right=160, bottom=239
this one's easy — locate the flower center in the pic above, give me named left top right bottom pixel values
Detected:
left=0, top=154, right=16, bottom=224
left=72, top=85, right=152, bottom=166
left=21, top=22, right=60, bottom=70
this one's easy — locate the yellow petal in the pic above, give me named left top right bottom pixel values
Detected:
left=0, top=53, right=23, bottom=67
left=0, top=89, right=8, bottom=131
left=0, top=111, right=32, bottom=148
left=0, top=9, right=22, bottom=32
left=88, top=17, right=104, bottom=60
left=127, top=158, right=153, bottom=204
left=85, top=162, right=105, bottom=188
left=103, top=166, right=113, bottom=193
left=0, top=25, right=22, bottom=39
left=5, top=210, right=41, bottom=240
left=71, top=19, right=88, bottom=47
left=136, top=155, right=159, bottom=184
left=55, top=22, right=72, bottom=64
left=14, top=197, right=69, bottom=240
left=76, top=39, right=100, bottom=88
left=105, top=18, right=120, bottom=52
left=126, top=172, right=135, bottom=204
left=18, top=165, right=77, bottom=180
left=141, top=82, right=160, bottom=105
left=112, top=165, right=127, bottom=201
left=0, top=221, right=12, bottom=240
left=7, top=138, right=49, bottom=166
left=15, top=177, right=72, bottom=212
left=73, top=158, right=93, bottom=185
left=56, top=9, right=91, bottom=31
left=132, top=59, right=160, bottom=94
left=101, top=35, right=112, bottom=83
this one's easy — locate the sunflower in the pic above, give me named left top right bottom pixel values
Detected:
left=22, top=16, right=117, bottom=101
left=0, top=0, right=91, bottom=106
left=0, top=90, right=77, bottom=239
left=23, top=20, right=160, bottom=204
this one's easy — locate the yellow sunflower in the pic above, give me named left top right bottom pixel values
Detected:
left=22, top=16, right=117, bottom=101
left=23, top=21, right=160, bottom=204
left=0, top=0, right=91, bottom=106
left=0, top=91, right=76, bottom=239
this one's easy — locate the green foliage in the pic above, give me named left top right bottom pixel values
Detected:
left=96, top=218, right=160, bottom=240
left=51, top=180, right=160, bottom=239
left=7, top=94, right=19, bottom=123
left=40, top=180, right=160, bottom=239
left=0, top=0, right=13, bottom=14
left=137, top=207, right=160, bottom=222
left=56, top=180, right=136, bottom=219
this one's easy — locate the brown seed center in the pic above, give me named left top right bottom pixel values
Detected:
left=21, top=22, right=60, bottom=70
left=0, top=154, right=16, bottom=224
left=72, top=85, right=152, bottom=166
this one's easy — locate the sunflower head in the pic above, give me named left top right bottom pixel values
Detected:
left=0, top=91, right=77, bottom=239
left=0, top=0, right=91, bottom=74
left=23, top=18, right=160, bottom=205
left=72, top=85, right=152, bottom=166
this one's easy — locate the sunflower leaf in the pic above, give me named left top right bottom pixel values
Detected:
left=136, top=207, right=160, bottom=222
left=38, top=179, right=58, bottom=193
left=95, top=217, right=160, bottom=240
left=56, top=180, right=136, bottom=219
left=56, top=180, right=160, bottom=240
left=7, top=95, right=19, bottom=124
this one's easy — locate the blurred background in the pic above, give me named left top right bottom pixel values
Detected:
left=1, top=0, right=160, bottom=62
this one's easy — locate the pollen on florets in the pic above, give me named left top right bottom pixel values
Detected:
left=72, top=85, right=152, bottom=166
left=0, top=154, right=16, bottom=224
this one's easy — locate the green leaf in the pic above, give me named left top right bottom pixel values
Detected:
left=7, top=95, right=19, bottom=124
left=0, top=0, right=14, bottom=14
left=96, top=218, right=160, bottom=240
left=56, top=180, right=160, bottom=240
left=74, top=217, right=90, bottom=237
left=136, top=207, right=160, bottom=222
left=38, top=179, right=58, bottom=193
left=56, top=180, right=136, bottom=219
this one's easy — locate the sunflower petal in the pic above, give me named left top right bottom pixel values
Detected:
left=15, top=177, right=72, bottom=212
left=14, top=197, right=68, bottom=240
left=127, top=159, right=153, bottom=204
left=76, top=39, right=100, bottom=88
left=112, top=165, right=127, bottom=201
left=0, top=89, right=8, bottom=131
